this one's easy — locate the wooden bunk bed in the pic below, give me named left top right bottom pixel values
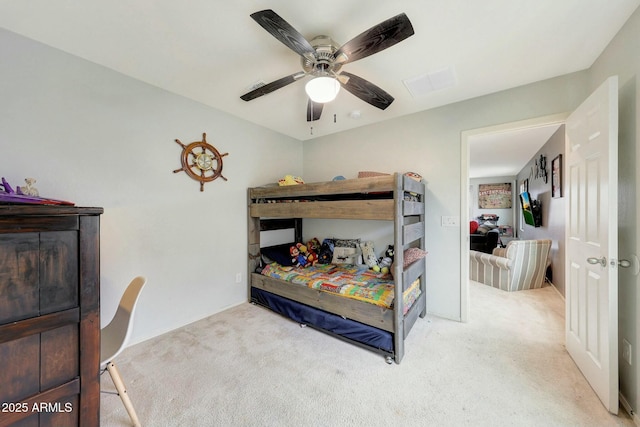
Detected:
left=247, top=173, right=426, bottom=363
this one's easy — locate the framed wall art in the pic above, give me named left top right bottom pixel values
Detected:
left=552, top=154, right=563, bottom=198
left=478, top=183, right=512, bottom=209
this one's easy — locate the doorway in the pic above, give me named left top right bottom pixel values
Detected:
left=459, top=113, right=568, bottom=321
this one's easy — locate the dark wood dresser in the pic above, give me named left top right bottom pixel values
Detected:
left=0, top=206, right=103, bottom=427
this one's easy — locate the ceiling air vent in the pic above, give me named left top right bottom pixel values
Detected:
left=403, top=66, right=456, bottom=98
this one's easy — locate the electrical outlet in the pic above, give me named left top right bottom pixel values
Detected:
left=622, top=339, right=632, bottom=365
left=235, top=273, right=242, bottom=284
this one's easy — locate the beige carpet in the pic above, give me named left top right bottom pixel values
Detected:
left=101, top=281, right=635, bottom=426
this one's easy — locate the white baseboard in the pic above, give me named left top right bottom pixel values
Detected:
left=620, top=392, right=638, bottom=425
left=546, top=281, right=565, bottom=300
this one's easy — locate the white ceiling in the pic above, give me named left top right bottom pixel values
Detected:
left=469, top=124, right=561, bottom=178
left=0, top=0, right=637, bottom=148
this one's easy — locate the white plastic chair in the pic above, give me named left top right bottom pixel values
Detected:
left=101, top=276, right=147, bottom=427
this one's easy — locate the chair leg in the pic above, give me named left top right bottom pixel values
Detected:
left=106, top=361, right=141, bottom=427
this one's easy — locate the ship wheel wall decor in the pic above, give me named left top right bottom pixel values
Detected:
left=173, top=133, right=228, bottom=191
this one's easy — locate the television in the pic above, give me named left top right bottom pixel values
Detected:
left=520, top=192, right=542, bottom=227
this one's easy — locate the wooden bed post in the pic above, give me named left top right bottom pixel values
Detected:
left=294, top=218, right=302, bottom=244
left=248, top=189, right=260, bottom=301
left=419, top=181, right=427, bottom=320
left=393, top=173, right=405, bottom=363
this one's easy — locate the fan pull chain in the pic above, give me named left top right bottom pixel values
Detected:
left=334, top=114, right=337, bottom=123
left=310, top=126, right=313, bottom=135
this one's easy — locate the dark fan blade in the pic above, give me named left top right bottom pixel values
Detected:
left=251, top=9, right=316, bottom=60
left=306, top=99, right=323, bottom=121
left=334, top=13, right=414, bottom=65
left=240, top=72, right=304, bottom=101
left=340, top=71, right=394, bottom=110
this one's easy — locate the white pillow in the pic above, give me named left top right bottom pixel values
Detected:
left=332, top=247, right=358, bottom=264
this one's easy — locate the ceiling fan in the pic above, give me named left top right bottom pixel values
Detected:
left=240, top=9, right=415, bottom=122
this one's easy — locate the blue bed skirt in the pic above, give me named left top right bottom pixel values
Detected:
left=251, top=287, right=393, bottom=353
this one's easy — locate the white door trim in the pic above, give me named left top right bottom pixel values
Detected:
left=459, top=113, right=569, bottom=322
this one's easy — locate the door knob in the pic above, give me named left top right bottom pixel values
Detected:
left=618, top=254, right=640, bottom=276
left=587, top=256, right=607, bottom=267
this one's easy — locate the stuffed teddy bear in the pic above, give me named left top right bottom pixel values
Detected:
left=18, top=177, right=39, bottom=197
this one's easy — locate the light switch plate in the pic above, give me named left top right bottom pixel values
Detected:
left=441, top=216, right=459, bottom=227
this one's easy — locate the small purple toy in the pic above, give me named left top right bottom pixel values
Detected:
left=0, top=177, right=74, bottom=205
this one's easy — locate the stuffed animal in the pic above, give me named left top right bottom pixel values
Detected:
left=318, top=239, right=334, bottom=264
left=306, top=250, right=318, bottom=266
left=290, top=243, right=308, bottom=267
left=18, top=177, right=39, bottom=197
left=290, top=242, right=318, bottom=268
left=278, top=175, right=305, bottom=186
left=385, top=245, right=395, bottom=260
left=373, top=245, right=395, bottom=274
left=305, top=238, right=320, bottom=266
left=307, top=237, right=321, bottom=253
left=360, top=241, right=379, bottom=270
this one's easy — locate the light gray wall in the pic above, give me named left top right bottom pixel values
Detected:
left=589, top=6, right=640, bottom=417
left=515, top=126, right=566, bottom=295
left=0, top=29, right=303, bottom=344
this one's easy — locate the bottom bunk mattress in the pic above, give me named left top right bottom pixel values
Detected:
left=259, top=262, right=421, bottom=314
left=251, top=286, right=393, bottom=353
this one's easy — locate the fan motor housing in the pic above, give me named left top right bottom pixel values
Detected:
left=301, top=35, right=342, bottom=76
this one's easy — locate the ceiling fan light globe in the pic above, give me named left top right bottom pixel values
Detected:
left=305, top=77, right=340, bottom=103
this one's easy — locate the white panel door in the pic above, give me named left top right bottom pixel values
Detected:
left=565, top=76, right=619, bottom=413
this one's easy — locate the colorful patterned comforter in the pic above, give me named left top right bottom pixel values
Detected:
left=260, top=263, right=421, bottom=313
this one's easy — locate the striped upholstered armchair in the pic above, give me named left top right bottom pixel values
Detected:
left=469, top=239, right=551, bottom=292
